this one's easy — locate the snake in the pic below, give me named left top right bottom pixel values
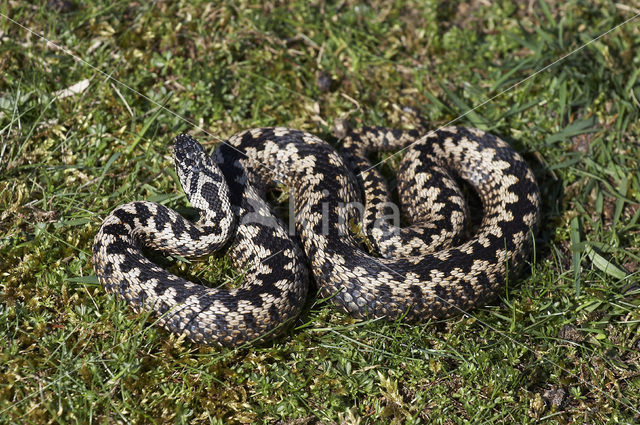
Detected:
left=92, top=126, right=541, bottom=347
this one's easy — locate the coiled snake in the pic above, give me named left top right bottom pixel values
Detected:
left=92, top=126, right=540, bottom=347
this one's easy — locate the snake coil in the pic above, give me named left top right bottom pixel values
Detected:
left=93, top=126, right=540, bottom=346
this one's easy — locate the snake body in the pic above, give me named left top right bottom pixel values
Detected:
left=93, top=126, right=540, bottom=346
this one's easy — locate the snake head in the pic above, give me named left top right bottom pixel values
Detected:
left=173, top=134, right=227, bottom=210
left=174, top=133, right=208, bottom=170
left=173, top=133, right=221, bottom=185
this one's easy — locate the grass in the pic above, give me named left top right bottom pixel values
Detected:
left=1, top=0, right=640, bottom=423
